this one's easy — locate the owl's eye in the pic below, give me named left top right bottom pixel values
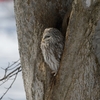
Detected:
left=44, top=36, right=50, bottom=39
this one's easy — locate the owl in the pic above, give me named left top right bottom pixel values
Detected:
left=40, top=28, right=64, bottom=75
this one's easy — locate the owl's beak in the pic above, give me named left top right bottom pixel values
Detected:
left=42, top=39, right=45, bottom=43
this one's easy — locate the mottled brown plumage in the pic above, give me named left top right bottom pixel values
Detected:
left=41, top=28, right=64, bottom=75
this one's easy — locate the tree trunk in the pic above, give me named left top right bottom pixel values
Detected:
left=14, top=0, right=100, bottom=100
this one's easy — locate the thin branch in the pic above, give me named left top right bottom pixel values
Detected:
left=0, top=60, right=22, bottom=100
left=8, top=63, right=21, bottom=70
left=0, top=66, right=21, bottom=81
left=0, top=78, right=9, bottom=86
left=0, top=60, right=20, bottom=79
left=7, top=60, right=20, bottom=68
left=0, top=73, right=18, bottom=100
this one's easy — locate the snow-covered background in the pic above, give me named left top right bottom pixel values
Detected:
left=0, top=0, right=26, bottom=100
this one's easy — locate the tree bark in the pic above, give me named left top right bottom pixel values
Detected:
left=14, top=0, right=100, bottom=100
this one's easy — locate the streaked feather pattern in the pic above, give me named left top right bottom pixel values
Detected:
left=41, top=28, right=64, bottom=75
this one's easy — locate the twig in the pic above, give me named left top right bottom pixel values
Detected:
left=0, top=66, right=21, bottom=81
left=0, top=60, right=22, bottom=100
left=0, top=73, right=18, bottom=100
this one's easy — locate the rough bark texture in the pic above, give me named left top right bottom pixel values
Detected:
left=14, top=0, right=100, bottom=100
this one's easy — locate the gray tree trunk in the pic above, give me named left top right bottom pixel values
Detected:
left=14, top=0, right=100, bottom=100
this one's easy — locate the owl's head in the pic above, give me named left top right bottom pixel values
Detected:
left=41, top=28, right=63, bottom=45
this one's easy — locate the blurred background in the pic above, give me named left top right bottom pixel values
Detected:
left=0, top=0, right=26, bottom=100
